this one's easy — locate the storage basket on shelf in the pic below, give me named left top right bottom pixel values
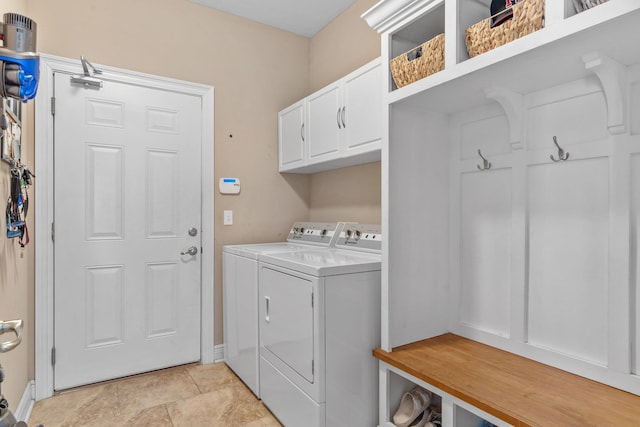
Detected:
left=390, top=33, right=444, bottom=89
left=465, top=0, right=544, bottom=58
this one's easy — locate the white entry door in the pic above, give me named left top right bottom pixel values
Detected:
left=53, top=72, right=203, bottom=390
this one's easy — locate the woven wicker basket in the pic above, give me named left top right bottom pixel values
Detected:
left=465, top=0, right=544, bottom=58
left=390, top=33, right=445, bottom=89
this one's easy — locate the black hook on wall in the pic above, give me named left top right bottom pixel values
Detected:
left=550, top=136, right=569, bottom=162
left=477, top=149, right=492, bottom=171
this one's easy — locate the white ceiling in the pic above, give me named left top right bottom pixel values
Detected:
left=189, top=0, right=358, bottom=37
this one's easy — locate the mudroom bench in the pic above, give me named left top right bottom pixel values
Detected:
left=374, top=334, right=640, bottom=427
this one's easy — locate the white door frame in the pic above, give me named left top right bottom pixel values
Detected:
left=34, top=54, right=215, bottom=400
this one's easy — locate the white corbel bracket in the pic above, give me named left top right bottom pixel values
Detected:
left=484, top=86, right=524, bottom=150
left=583, top=52, right=627, bottom=135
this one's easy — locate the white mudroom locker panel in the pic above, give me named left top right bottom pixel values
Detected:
left=527, top=157, right=609, bottom=365
left=632, top=76, right=640, bottom=136
left=460, top=168, right=512, bottom=338
left=631, top=153, right=640, bottom=374
left=447, top=71, right=634, bottom=385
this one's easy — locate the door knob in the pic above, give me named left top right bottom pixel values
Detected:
left=181, top=246, right=198, bottom=256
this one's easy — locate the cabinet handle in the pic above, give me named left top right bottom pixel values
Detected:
left=337, top=108, right=342, bottom=129
left=301, top=123, right=305, bottom=142
left=265, top=296, right=270, bottom=323
left=341, top=106, right=346, bottom=128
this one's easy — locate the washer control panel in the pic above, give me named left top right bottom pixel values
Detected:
left=287, top=222, right=345, bottom=246
left=335, top=224, right=382, bottom=252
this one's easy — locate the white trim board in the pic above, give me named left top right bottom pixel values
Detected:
left=214, top=344, right=225, bottom=362
left=34, top=54, right=215, bottom=400
left=16, top=380, right=35, bottom=422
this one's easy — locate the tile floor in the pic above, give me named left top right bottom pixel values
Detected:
left=29, top=362, right=282, bottom=427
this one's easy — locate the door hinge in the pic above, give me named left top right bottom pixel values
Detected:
left=311, top=293, right=314, bottom=308
left=51, top=222, right=55, bottom=242
left=50, top=97, right=55, bottom=116
left=51, top=347, right=56, bottom=366
left=312, top=359, right=314, bottom=376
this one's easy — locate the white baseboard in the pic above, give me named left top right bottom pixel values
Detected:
left=214, top=344, right=225, bottom=362
left=15, top=380, right=35, bottom=422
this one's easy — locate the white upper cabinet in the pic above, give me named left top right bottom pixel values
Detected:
left=278, top=58, right=382, bottom=174
left=278, top=99, right=306, bottom=171
left=306, top=82, right=342, bottom=165
left=342, top=61, right=383, bottom=153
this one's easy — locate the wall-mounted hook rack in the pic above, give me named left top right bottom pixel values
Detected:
left=477, top=149, right=492, bottom=171
left=550, top=136, right=569, bottom=162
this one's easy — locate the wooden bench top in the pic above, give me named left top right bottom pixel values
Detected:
left=373, top=333, right=640, bottom=427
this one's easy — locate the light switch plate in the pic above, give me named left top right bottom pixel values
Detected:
left=223, top=210, right=233, bottom=225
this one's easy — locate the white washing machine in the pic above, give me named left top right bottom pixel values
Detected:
left=258, top=224, right=382, bottom=427
left=223, top=222, right=347, bottom=397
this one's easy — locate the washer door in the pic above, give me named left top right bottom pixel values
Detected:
left=260, top=266, right=314, bottom=383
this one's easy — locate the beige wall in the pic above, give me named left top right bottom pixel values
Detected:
left=308, top=0, right=382, bottom=224
left=0, top=0, right=33, bottom=410
left=27, top=0, right=311, bottom=356
left=310, top=0, right=381, bottom=92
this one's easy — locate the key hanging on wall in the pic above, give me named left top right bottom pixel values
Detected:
left=5, top=160, right=34, bottom=247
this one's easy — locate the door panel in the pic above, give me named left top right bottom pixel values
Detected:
left=260, top=266, right=314, bottom=383
left=53, top=73, right=202, bottom=390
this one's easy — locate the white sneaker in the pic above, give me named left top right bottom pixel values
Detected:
left=392, top=387, right=432, bottom=427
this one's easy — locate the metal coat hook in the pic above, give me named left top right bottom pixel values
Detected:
left=477, top=149, right=492, bottom=171
left=550, top=136, right=569, bottom=162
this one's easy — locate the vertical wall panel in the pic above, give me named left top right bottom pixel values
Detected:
left=146, top=150, right=179, bottom=238
left=85, top=144, right=124, bottom=240
left=527, top=90, right=607, bottom=151
left=631, top=81, right=640, bottom=136
left=459, top=114, right=510, bottom=160
left=85, top=266, right=124, bottom=347
left=146, top=262, right=178, bottom=338
left=527, top=158, right=609, bottom=365
left=631, top=154, right=640, bottom=374
left=460, top=168, right=512, bottom=337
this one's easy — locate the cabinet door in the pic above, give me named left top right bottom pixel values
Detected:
left=306, top=82, right=342, bottom=165
left=278, top=100, right=306, bottom=171
left=342, top=59, right=382, bottom=154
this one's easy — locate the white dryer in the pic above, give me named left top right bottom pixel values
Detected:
left=258, top=224, right=382, bottom=427
left=223, top=222, right=346, bottom=397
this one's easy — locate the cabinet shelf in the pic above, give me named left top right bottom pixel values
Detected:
left=366, top=0, right=640, bottom=112
left=388, top=1, right=640, bottom=113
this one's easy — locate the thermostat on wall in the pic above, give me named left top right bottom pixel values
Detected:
left=219, top=177, right=240, bottom=194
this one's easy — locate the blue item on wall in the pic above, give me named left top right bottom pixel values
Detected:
left=0, top=54, right=40, bottom=101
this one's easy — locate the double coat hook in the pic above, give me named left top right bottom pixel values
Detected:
left=550, top=136, right=569, bottom=162
left=477, top=149, right=491, bottom=171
